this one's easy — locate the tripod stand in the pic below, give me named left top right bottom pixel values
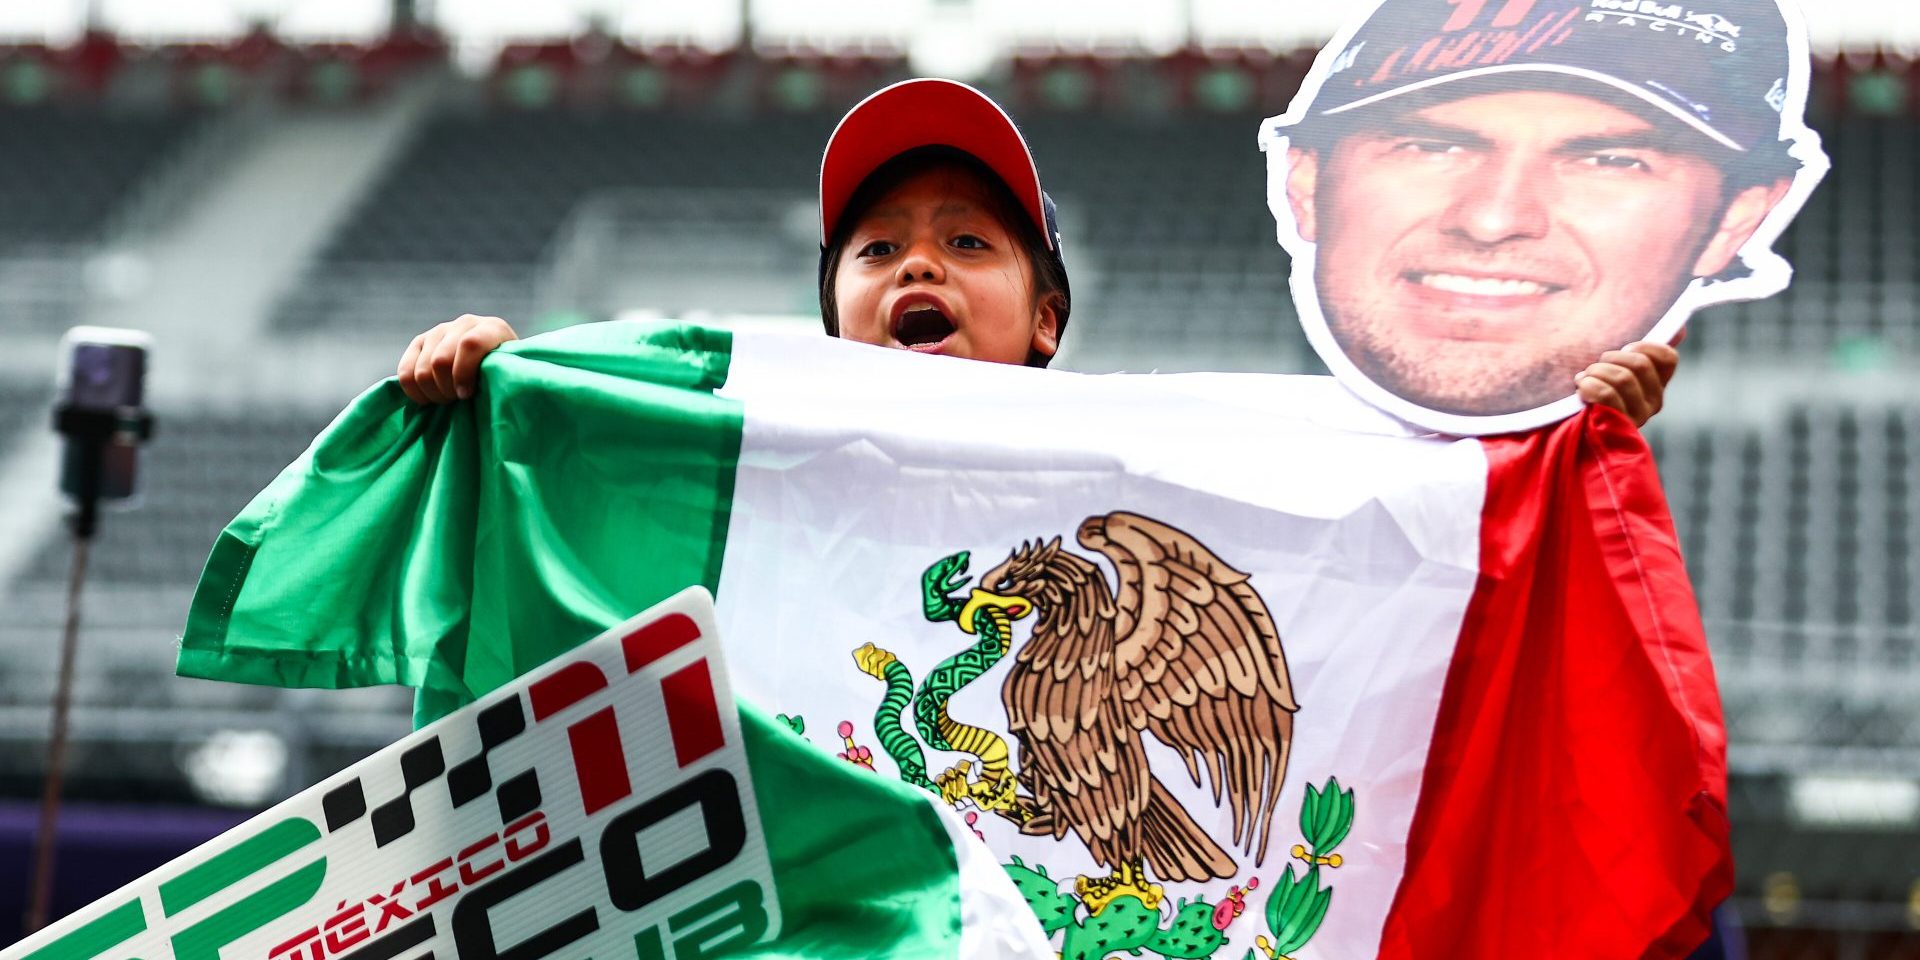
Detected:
left=26, top=403, right=154, bottom=934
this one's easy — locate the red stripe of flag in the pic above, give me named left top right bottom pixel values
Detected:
left=1380, top=407, right=1731, bottom=958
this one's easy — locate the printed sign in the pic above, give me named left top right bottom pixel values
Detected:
left=8, top=588, right=778, bottom=960
left=1259, top=0, right=1828, bottom=435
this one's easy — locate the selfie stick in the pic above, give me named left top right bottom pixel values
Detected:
left=26, top=403, right=155, bottom=933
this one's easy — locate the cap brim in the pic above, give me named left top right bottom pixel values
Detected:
left=1320, top=63, right=1747, bottom=153
left=819, top=78, right=1051, bottom=248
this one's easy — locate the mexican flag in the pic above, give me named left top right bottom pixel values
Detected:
left=176, top=320, right=1729, bottom=959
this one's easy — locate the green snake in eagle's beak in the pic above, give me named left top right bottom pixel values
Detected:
left=922, top=550, right=1033, bottom=634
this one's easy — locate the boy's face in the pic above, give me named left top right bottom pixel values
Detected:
left=832, top=166, right=1059, bottom=366
left=1287, top=89, right=1780, bottom=416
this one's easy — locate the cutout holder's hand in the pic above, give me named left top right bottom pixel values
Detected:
left=1576, top=332, right=1684, bottom=428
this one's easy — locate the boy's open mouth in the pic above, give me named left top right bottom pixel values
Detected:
left=894, top=303, right=957, bottom=347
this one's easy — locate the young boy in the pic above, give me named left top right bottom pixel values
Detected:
left=395, top=78, right=1676, bottom=424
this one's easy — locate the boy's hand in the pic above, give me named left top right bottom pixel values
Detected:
left=397, top=314, right=519, bottom=404
left=1575, top=336, right=1682, bottom=428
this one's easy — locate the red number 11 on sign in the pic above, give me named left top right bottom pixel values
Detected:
left=1442, top=0, right=1540, bottom=31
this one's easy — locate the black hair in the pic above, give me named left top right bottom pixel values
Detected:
left=819, top=145, right=1070, bottom=368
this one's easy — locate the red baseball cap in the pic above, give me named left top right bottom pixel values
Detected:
left=818, top=77, right=1056, bottom=251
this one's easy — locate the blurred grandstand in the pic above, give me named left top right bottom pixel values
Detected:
left=1, top=2, right=1918, bottom=955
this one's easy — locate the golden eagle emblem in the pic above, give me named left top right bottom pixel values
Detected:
left=892, top=511, right=1299, bottom=914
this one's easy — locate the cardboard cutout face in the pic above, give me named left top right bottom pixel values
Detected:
left=1260, top=0, right=1828, bottom=435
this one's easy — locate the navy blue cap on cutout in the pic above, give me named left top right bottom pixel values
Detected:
left=1300, top=0, right=1796, bottom=156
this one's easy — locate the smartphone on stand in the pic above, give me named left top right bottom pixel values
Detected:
left=56, top=327, right=151, bottom=507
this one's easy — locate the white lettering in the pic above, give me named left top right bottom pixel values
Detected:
left=1592, top=2, right=1742, bottom=41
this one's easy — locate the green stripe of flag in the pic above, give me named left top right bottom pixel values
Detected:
left=178, top=321, right=743, bottom=725
left=172, top=320, right=1030, bottom=957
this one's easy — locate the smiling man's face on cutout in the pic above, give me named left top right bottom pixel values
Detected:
left=1286, top=88, right=1790, bottom=417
